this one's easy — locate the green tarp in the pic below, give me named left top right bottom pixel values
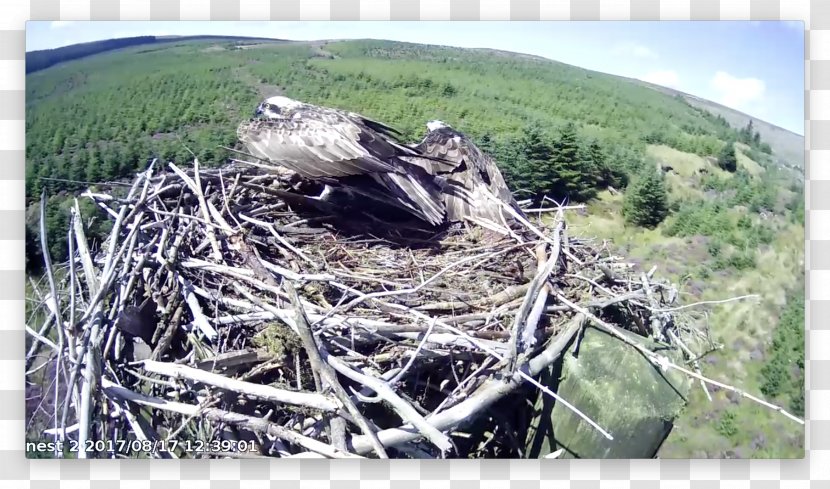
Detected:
left=525, top=325, right=691, bottom=458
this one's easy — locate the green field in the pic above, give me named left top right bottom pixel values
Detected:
left=25, top=37, right=805, bottom=457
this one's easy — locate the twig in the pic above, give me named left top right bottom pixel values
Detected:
left=169, top=161, right=223, bottom=261
left=507, top=220, right=563, bottom=367
left=651, top=295, right=760, bottom=313
left=349, top=315, right=585, bottom=454
left=283, top=281, right=390, bottom=458
left=101, top=378, right=361, bottom=458
left=141, top=360, right=339, bottom=411
left=39, top=191, right=66, bottom=456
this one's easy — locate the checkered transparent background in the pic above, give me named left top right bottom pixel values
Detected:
left=2, top=0, right=827, bottom=487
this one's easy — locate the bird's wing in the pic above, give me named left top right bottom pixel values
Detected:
left=411, top=130, right=518, bottom=205
left=405, top=131, right=467, bottom=175
left=237, top=116, right=401, bottom=179
left=407, top=129, right=523, bottom=225
left=470, top=149, right=520, bottom=209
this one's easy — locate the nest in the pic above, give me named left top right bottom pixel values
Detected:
left=28, top=159, right=734, bottom=459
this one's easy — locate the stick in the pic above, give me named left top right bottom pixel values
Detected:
left=652, top=295, right=760, bottom=313
left=239, top=213, right=315, bottom=264
left=349, top=315, right=585, bottom=454
left=507, top=221, right=563, bottom=366
left=39, top=191, right=66, bottom=456
left=168, top=161, right=223, bottom=261
left=283, top=281, right=390, bottom=459
left=101, top=379, right=361, bottom=459
left=141, top=360, right=339, bottom=412
left=176, top=274, right=218, bottom=340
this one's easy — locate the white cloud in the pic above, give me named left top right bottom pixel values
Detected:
left=639, top=70, right=680, bottom=88
left=612, top=42, right=658, bottom=59
left=50, top=21, right=74, bottom=29
left=709, top=71, right=766, bottom=111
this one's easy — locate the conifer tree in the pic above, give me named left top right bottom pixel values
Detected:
left=552, top=123, right=595, bottom=201
left=580, top=140, right=607, bottom=189
left=513, top=126, right=556, bottom=201
left=623, top=168, right=669, bottom=228
left=85, top=150, right=102, bottom=182
left=718, top=140, right=738, bottom=172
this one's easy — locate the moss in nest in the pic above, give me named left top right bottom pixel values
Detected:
left=252, top=322, right=302, bottom=359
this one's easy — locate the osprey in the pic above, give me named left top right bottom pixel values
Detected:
left=404, top=120, right=523, bottom=229
left=237, top=96, right=447, bottom=225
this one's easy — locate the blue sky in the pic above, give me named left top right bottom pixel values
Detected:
left=27, top=20, right=805, bottom=134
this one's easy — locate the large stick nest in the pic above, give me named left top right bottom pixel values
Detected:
left=27, top=159, right=717, bottom=459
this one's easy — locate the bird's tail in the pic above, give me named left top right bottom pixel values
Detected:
left=442, top=182, right=521, bottom=236
left=369, top=170, right=447, bottom=226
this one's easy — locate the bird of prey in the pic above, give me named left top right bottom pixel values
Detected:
left=237, top=96, right=448, bottom=225
left=404, top=120, right=523, bottom=230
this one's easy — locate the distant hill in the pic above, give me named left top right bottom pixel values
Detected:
left=628, top=78, right=804, bottom=170
left=26, top=37, right=804, bottom=202
left=26, top=35, right=803, bottom=170
left=25, top=35, right=287, bottom=73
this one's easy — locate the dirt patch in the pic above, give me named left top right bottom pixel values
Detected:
left=685, top=280, right=706, bottom=298
left=151, top=132, right=178, bottom=141
left=232, top=66, right=283, bottom=99
left=683, top=235, right=712, bottom=263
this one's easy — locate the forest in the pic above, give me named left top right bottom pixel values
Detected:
left=25, top=39, right=777, bottom=267
left=25, top=35, right=284, bottom=73
left=25, top=38, right=805, bottom=457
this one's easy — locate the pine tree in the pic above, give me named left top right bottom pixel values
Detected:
left=85, top=149, right=102, bottom=182
left=623, top=169, right=669, bottom=228
left=551, top=123, right=595, bottom=201
left=521, top=126, right=552, bottom=163
left=517, top=126, right=560, bottom=202
left=718, top=140, right=738, bottom=172
left=580, top=140, right=607, bottom=189
left=552, top=123, right=579, bottom=165
left=101, top=146, right=119, bottom=180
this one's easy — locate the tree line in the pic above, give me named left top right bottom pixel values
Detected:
left=25, top=38, right=782, bottom=270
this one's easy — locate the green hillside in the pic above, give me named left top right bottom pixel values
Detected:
left=24, top=38, right=805, bottom=457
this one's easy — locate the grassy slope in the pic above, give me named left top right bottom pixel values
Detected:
left=628, top=77, right=805, bottom=170
left=25, top=38, right=805, bottom=457
left=567, top=145, right=804, bottom=458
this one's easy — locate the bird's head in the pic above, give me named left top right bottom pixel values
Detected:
left=254, top=95, right=304, bottom=119
left=426, top=120, right=451, bottom=131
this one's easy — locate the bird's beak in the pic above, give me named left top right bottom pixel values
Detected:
left=254, top=104, right=264, bottom=118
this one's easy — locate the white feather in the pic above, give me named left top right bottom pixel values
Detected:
left=426, top=120, right=449, bottom=131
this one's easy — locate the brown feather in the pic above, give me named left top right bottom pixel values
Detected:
left=237, top=101, right=449, bottom=225
left=404, top=126, right=522, bottom=227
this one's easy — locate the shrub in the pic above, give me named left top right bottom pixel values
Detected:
left=716, top=411, right=739, bottom=439
left=707, top=239, right=723, bottom=258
